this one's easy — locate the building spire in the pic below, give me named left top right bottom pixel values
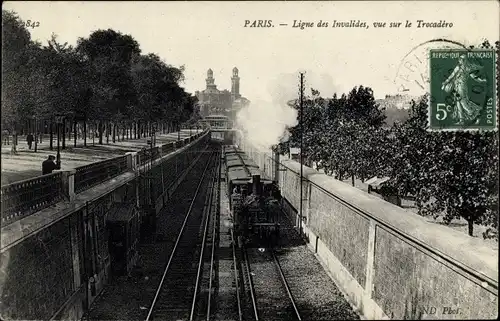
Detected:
left=206, top=68, right=216, bottom=89
left=231, top=67, right=240, bottom=99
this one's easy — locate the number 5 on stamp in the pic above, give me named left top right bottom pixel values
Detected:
left=428, top=49, right=497, bottom=131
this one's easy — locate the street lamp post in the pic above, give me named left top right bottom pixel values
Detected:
left=299, top=72, right=304, bottom=237
left=33, top=116, right=38, bottom=153
left=55, top=115, right=65, bottom=164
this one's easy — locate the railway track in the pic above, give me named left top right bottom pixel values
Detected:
left=191, top=149, right=221, bottom=321
left=239, top=245, right=259, bottom=321
left=242, top=245, right=302, bottom=321
left=145, top=147, right=220, bottom=321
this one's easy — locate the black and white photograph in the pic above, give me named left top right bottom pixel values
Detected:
left=1, top=1, right=498, bottom=320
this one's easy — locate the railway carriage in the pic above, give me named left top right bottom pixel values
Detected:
left=223, top=145, right=281, bottom=246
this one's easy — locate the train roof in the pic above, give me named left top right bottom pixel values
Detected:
left=227, top=167, right=274, bottom=184
left=225, top=154, right=262, bottom=170
left=224, top=146, right=245, bottom=154
left=225, top=153, right=253, bottom=162
left=223, top=145, right=272, bottom=183
left=223, top=149, right=245, bottom=156
left=226, top=159, right=260, bottom=170
left=225, top=151, right=248, bottom=158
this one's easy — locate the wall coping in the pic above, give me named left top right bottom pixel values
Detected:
left=0, top=131, right=210, bottom=252
left=279, top=158, right=498, bottom=285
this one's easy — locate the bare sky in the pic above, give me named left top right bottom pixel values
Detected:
left=4, top=1, right=499, bottom=100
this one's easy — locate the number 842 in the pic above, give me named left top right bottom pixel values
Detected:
left=436, top=103, right=452, bottom=120
left=25, top=20, right=40, bottom=28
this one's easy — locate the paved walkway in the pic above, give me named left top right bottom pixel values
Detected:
left=1, top=129, right=202, bottom=186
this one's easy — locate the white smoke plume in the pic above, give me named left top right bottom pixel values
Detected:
left=235, top=70, right=338, bottom=151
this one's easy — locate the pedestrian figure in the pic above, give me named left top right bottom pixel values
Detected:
left=2, top=130, right=9, bottom=145
left=27, top=133, right=34, bottom=150
left=42, top=155, right=61, bottom=175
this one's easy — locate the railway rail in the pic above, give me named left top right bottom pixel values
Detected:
left=241, top=245, right=302, bottom=321
left=191, top=149, right=221, bottom=321
left=145, top=147, right=220, bottom=321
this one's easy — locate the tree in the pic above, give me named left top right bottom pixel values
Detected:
left=28, top=35, right=94, bottom=149
left=390, top=95, right=438, bottom=204
left=426, top=131, right=498, bottom=236
left=310, top=86, right=387, bottom=183
left=391, top=95, right=498, bottom=236
left=2, top=10, right=199, bottom=152
left=76, top=29, right=141, bottom=144
left=1, top=10, right=40, bottom=153
left=186, top=100, right=202, bottom=127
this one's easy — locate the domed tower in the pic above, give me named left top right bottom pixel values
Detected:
left=231, top=67, right=240, bottom=100
left=206, top=68, right=217, bottom=90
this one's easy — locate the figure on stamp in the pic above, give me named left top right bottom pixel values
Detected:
left=441, top=54, right=487, bottom=125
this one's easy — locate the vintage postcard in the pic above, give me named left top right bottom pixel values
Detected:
left=1, top=1, right=498, bottom=321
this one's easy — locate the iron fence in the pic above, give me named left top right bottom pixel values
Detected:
left=74, top=155, right=128, bottom=193
left=161, top=142, right=175, bottom=155
left=1, top=172, right=64, bottom=226
left=0, top=131, right=207, bottom=226
left=137, top=147, right=160, bottom=166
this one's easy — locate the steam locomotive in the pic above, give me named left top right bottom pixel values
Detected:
left=223, top=145, right=281, bottom=247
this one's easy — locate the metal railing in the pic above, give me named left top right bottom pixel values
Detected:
left=161, top=142, right=175, bottom=155
left=137, top=146, right=160, bottom=166
left=0, top=131, right=208, bottom=226
left=1, top=172, right=64, bottom=226
left=74, top=155, right=128, bottom=193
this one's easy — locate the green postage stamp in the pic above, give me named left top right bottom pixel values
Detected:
left=429, top=49, right=497, bottom=131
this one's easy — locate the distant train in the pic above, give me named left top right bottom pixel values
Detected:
left=223, top=145, right=281, bottom=246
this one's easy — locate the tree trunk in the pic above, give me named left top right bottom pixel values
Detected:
left=83, top=119, right=87, bottom=147
left=467, top=218, right=474, bottom=236
left=34, top=120, right=38, bottom=152
left=11, top=128, right=18, bottom=154
left=62, top=118, right=66, bottom=150
left=351, top=175, right=355, bottom=187
left=50, top=121, right=54, bottom=150
left=112, top=123, right=116, bottom=143
left=122, top=125, right=126, bottom=141
left=105, top=122, right=109, bottom=144
left=98, top=121, right=103, bottom=145
left=74, top=120, right=77, bottom=147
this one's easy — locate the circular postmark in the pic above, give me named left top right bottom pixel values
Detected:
left=394, top=39, right=496, bottom=131
left=394, top=39, right=467, bottom=97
